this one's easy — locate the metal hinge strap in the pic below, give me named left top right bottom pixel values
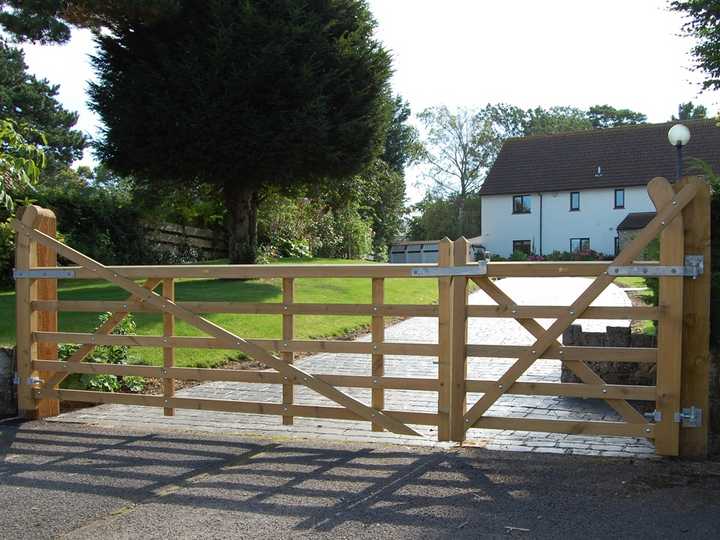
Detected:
left=608, top=255, right=703, bottom=279
left=13, top=269, right=75, bottom=279
left=411, top=262, right=487, bottom=277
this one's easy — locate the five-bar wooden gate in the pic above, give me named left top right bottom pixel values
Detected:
left=12, top=176, right=712, bottom=457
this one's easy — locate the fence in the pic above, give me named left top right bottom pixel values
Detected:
left=12, top=176, right=712, bottom=457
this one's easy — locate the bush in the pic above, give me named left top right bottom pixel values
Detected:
left=59, top=313, right=145, bottom=393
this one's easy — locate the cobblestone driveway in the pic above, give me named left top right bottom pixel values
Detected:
left=51, top=277, right=656, bottom=458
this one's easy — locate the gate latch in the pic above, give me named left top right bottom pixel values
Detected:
left=607, top=255, right=704, bottom=279
left=643, top=410, right=662, bottom=423
left=674, top=406, right=702, bottom=428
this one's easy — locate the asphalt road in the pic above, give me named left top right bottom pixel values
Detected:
left=1, top=420, right=719, bottom=539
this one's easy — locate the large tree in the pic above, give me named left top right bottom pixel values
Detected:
left=88, top=0, right=392, bottom=263
left=0, top=41, right=86, bottom=169
left=587, top=104, right=647, bottom=128
left=670, top=0, right=720, bottom=92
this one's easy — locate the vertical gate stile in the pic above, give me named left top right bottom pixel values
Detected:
left=437, top=238, right=453, bottom=441
left=162, top=278, right=175, bottom=416
left=450, top=237, right=469, bottom=442
left=371, top=277, right=384, bottom=432
left=678, top=176, right=712, bottom=457
left=282, top=277, right=294, bottom=425
left=651, top=180, right=685, bottom=456
left=35, top=208, right=59, bottom=417
left=15, top=207, right=40, bottom=418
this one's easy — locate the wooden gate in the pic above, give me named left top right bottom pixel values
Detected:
left=11, top=176, right=711, bottom=457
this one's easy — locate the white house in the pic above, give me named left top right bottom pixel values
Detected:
left=478, top=120, right=720, bottom=258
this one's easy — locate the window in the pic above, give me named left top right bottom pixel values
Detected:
left=512, top=194, right=532, bottom=214
left=614, top=188, right=625, bottom=209
left=570, top=191, right=580, bottom=211
left=614, top=236, right=620, bottom=255
left=570, top=237, right=590, bottom=253
left=512, top=240, right=532, bottom=255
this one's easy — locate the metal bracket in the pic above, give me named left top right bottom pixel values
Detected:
left=674, top=406, right=702, bottom=428
left=643, top=410, right=662, bottom=423
left=13, top=268, right=75, bottom=279
left=13, top=374, right=43, bottom=386
left=411, top=262, right=487, bottom=277
left=607, top=255, right=704, bottom=279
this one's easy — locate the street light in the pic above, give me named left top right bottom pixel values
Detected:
left=668, top=123, right=691, bottom=181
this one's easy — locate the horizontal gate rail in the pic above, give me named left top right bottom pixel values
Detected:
left=465, top=344, right=657, bottom=362
left=466, top=305, right=661, bottom=320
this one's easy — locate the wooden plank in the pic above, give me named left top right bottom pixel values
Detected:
left=32, top=208, right=59, bottom=417
left=34, top=388, right=439, bottom=426
left=437, top=238, right=452, bottom=441
left=15, top=207, right=39, bottom=418
left=49, top=261, right=622, bottom=280
left=678, top=177, right=712, bottom=457
left=31, top=300, right=439, bottom=317
left=371, top=277, right=384, bottom=432
left=472, top=277, right=646, bottom=424
left=42, top=278, right=162, bottom=389
left=33, top=332, right=439, bottom=356
left=282, top=277, right=294, bottom=425
left=13, top=222, right=420, bottom=437
left=450, top=237, right=469, bottom=441
left=32, top=361, right=440, bottom=390
left=162, top=278, right=175, bottom=416
left=651, top=179, right=684, bottom=455
left=465, top=379, right=656, bottom=400
left=469, top=416, right=655, bottom=438
left=466, top=305, right=661, bottom=320
left=462, top=178, right=698, bottom=430
left=466, top=344, right=657, bottom=362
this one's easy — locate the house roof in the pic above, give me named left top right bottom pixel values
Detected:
left=617, top=212, right=656, bottom=231
left=479, top=120, right=720, bottom=196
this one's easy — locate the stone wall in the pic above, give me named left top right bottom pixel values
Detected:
left=0, top=347, right=16, bottom=418
left=561, top=325, right=656, bottom=386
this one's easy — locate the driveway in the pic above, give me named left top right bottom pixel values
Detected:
left=1, top=422, right=718, bottom=540
left=51, top=277, right=652, bottom=457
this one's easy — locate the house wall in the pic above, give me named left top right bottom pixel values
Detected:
left=480, top=186, right=655, bottom=257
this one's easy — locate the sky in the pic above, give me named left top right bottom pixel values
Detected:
left=18, top=0, right=719, bottom=203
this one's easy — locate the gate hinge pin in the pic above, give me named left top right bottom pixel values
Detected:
left=673, top=406, right=702, bottom=428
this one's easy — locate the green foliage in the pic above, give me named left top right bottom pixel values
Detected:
left=0, top=42, right=85, bottom=167
left=509, top=250, right=529, bottom=261
left=0, top=119, right=45, bottom=210
left=673, top=101, right=708, bottom=120
left=59, top=313, right=143, bottom=393
left=587, top=104, right=647, bottom=128
left=407, top=193, right=481, bottom=241
left=88, top=0, right=393, bottom=263
left=523, top=106, right=592, bottom=135
left=670, top=1, right=720, bottom=92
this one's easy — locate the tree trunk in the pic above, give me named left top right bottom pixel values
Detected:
left=224, top=184, right=259, bottom=264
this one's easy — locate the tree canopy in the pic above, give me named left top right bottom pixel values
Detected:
left=671, top=0, right=720, bottom=92
left=88, top=0, right=393, bottom=263
left=0, top=41, right=86, bottom=167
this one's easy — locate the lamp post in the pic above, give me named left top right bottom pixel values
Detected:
left=668, top=123, right=691, bottom=181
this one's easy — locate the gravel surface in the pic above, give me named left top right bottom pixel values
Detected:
left=1, top=421, right=719, bottom=540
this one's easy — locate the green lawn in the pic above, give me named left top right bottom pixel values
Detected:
left=0, top=258, right=438, bottom=368
left=613, top=276, right=648, bottom=289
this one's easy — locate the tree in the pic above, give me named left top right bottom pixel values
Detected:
left=381, top=95, right=421, bottom=174
left=673, top=101, right=708, bottom=120
left=0, top=119, right=45, bottom=209
left=0, top=41, right=86, bottom=168
left=89, top=0, right=392, bottom=263
left=523, top=106, right=592, bottom=135
left=0, top=1, right=177, bottom=44
left=670, top=1, right=720, bottom=92
left=587, top=104, right=647, bottom=128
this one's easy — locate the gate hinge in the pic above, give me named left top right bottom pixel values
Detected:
left=13, top=268, right=75, bottom=279
left=674, top=406, right=702, bottom=428
left=643, top=410, right=662, bottom=423
left=607, top=255, right=704, bottom=279
left=12, top=374, right=43, bottom=386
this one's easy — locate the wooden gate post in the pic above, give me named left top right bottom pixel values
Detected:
left=16, top=205, right=59, bottom=418
left=437, top=238, right=453, bottom=441
left=677, top=176, right=712, bottom=458
left=449, top=237, right=469, bottom=442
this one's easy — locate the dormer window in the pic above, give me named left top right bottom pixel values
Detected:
left=512, top=194, right=532, bottom=214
